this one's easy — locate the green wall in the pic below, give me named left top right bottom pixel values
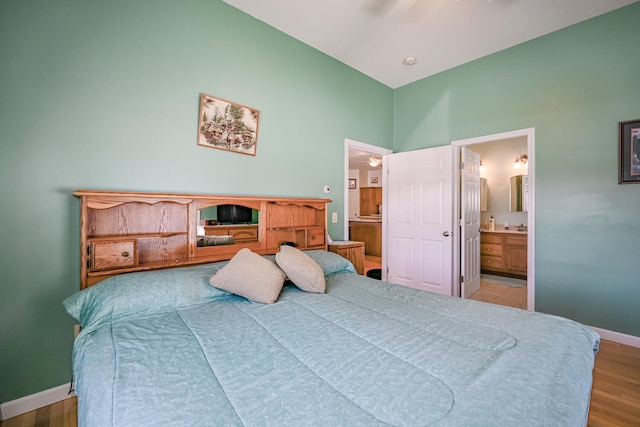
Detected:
left=394, top=3, right=640, bottom=336
left=2, top=0, right=639, bottom=406
left=0, top=0, right=392, bottom=403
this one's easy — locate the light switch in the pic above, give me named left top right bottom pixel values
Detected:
left=331, top=212, right=338, bottom=223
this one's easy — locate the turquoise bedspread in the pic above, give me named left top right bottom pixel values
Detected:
left=70, top=263, right=598, bottom=426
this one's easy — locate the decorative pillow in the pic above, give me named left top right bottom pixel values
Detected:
left=209, top=248, right=286, bottom=304
left=276, top=245, right=326, bottom=293
left=63, top=263, right=230, bottom=330
left=304, top=250, right=357, bottom=276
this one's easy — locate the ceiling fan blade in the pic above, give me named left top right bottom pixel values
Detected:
left=363, top=0, right=395, bottom=16
left=362, top=0, right=417, bottom=16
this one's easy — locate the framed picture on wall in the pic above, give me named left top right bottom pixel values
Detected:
left=618, top=118, right=640, bottom=184
left=348, top=179, right=357, bottom=189
left=371, top=177, right=379, bottom=184
left=197, top=93, right=260, bottom=156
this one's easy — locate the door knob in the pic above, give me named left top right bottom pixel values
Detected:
left=442, top=231, right=450, bottom=237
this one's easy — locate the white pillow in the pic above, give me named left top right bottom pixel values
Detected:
left=210, top=248, right=286, bottom=304
left=275, top=245, right=326, bottom=293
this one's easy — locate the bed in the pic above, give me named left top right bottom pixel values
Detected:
left=64, top=248, right=599, bottom=426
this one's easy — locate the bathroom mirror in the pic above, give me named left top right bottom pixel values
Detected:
left=509, top=175, right=528, bottom=212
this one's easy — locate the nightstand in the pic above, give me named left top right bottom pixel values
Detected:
left=328, top=241, right=365, bottom=275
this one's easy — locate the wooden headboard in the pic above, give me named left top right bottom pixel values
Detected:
left=74, top=190, right=331, bottom=289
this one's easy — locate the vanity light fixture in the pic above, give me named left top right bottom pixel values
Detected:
left=368, top=157, right=381, bottom=167
left=513, top=154, right=528, bottom=169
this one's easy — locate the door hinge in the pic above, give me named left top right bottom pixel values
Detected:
left=459, top=162, right=464, bottom=170
left=459, top=275, right=464, bottom=283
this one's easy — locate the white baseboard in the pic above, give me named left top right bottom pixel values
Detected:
left=592, top=326, right=640, bottom=348
left=0, top=383, right=75, bottom=421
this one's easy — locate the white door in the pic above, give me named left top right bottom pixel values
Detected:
left=460, top=147, right=481, bottom=298
left=385, top=146, right=454, bottom=295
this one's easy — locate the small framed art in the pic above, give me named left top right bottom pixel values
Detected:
left=371, top=177, right=379, bottom=184
left=348, top=179, right=357, bottom=189
left=197, top=93, right=260, bottom=156
left=618, top=118, right=640, bottom=184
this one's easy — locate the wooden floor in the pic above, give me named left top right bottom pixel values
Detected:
left=469, top=275, right=528, bottom=309
left=1, top=397, right=77, bottom=427
left=364, top=254, right=381, bottom=276
left=588, top=340, right=640, bottom=426
left=3, top=260, right=638, bottom=426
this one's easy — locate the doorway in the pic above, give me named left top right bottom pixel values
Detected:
left=344, top=131, right=534, bottom=311
left=343, top=139, right=392, bottom=276
left=453, top=128, right=535, bottom=311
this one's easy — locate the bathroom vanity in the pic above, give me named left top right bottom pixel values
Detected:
left=480, top=231, right=527, bottom=278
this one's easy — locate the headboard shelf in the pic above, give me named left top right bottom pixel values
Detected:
left=74, top=190, right=331, bottom=289
left=87, top=232, right=188, bottom=240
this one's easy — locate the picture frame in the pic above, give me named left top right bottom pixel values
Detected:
left=197, top=93, right=260, bottom=156
left=371, top=177, right=379, bottom=184
left=618, top=118, right=640, bottom=184
left=348, top=179, right=357, bottom=189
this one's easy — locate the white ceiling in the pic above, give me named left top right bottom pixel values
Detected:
left=223, top=0, right=636, bottom=88
left=349, top=148, right=384, bottom=171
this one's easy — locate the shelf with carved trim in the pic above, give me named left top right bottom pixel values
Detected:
left=75, top=190, right=331, bottom=289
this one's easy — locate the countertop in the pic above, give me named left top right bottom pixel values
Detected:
left=349, top=216, right=382, bottom=223
left=328, top=240, right=364, bottom=247
left=481, top=229, right=527, bottom=234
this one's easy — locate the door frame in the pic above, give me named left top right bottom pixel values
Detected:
left=343, top=138, right=392, bottom=241
left=452, top=127, right=535, bottom=311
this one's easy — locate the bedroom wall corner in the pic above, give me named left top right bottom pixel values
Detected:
left=0, top=0, right=392, bottom=404
left=391, top=2, right=640, bottom=338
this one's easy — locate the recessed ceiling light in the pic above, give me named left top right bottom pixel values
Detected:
left=402, top=56, right=417, bottom=66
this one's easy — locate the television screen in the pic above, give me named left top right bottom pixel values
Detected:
left=217, top=204, right=253, bottom=224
